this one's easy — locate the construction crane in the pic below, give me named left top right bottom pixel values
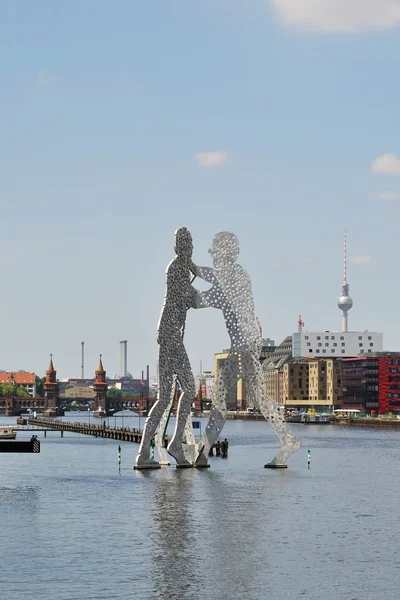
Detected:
left=256, top=317, right=263, bottom=338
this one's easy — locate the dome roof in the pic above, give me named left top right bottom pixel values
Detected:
left=112, top=372, right=133, bottom=380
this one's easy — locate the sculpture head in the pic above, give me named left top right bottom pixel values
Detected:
left=209, top=231, right=239, bottom=268
left=174, top=227, right=193, bottom=260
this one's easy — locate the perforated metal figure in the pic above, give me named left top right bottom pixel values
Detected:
left=155, top=374, right=196, bottom=465
left=135, top=227, right=198, bottom=469
left=193, top=232, right=301, bottom=467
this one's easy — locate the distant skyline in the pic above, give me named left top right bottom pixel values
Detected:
left=1, top=1, right=400, bottom=379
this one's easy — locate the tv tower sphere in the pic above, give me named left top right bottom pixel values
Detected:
left=337, top=293, right=353, bottom=312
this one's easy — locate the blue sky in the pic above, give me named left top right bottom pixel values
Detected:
left=1, top=0, right=400, bottom=380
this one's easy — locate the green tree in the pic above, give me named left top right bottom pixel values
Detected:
left=16, top=385, right=30, bottom=398
left=107, top=387, right=122, bottom=399
left=0, top=382, right=16, bottom=396
left=35, top=376, right=46, bottom=397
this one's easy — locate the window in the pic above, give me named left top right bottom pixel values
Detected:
left=368, top=336, right=372, bottom=340
left=360, top=350, right=364, bottom=354
left=316, top=350, right=320, bottom=353
left=359, top=343, right=363, bottom=347
left=325, top=343, right=329, bottom=347
left=370, top=343, right=373, bottom=347
left=325, top=336, right=329, bottom=340
left=341, top=342, right=345, bottom=347
left=333, top=343, right=337, bottom=347
left=305, top=335, right=309, bottom=340
left=341, top=350, right=345, bottom=354
left=317, top=336, right=321, bottom=340
left=340, top=336, right=344, bottom=340
left=307, top=342, right=311, bottom=346
left=331, top=349, right=335, bottom=353
left=322, top=349, right=326, bottom=354
left=309, top=349, right=313, bottom=353
left=358, top=336, right=362, bottom=340
left=318, top=343, right=322, bottom=347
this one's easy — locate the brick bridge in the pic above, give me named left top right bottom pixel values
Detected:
left=0, top=356, right=157, bottom=418
left=99, top=395, right=155, bottom=417
left=0, top=395, right=49, bottom=416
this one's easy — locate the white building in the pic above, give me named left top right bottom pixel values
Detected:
left=292, top=331, right=383, bottom=358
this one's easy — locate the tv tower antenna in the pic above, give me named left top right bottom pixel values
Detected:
left=337, top=230, right=353, bottom=332
left=298, top=314, right=304, bottom=332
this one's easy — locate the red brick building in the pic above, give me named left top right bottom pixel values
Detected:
left=342, top=353, right=400, bottom=414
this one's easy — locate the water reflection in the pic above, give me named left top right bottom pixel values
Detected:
left=0, top=485, right=39, bottom=510
left=149, top=469, right=201, bottom=599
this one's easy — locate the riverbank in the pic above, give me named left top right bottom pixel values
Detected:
left=196, top=411, right=400, bottom=428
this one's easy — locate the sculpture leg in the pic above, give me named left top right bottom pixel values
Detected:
left=167, top=350, right=196, bottom=467
left=135, top=359, right=174, bottom=469
left=195, top=354, right=238, bottom=467
left=242, top=353, right=301, bottom=466
left=155, top=379, right=196, bottom=464
left=155, top=375, right=176, bottom=465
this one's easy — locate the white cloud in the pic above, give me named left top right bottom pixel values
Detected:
left=269, top=0, right=400, bottom=33
left=371, top=154, right=400, bottom=175
left=37, top=70, right=54, bottom=84
left=195, top=151, right=230, bottom=168
left=351, top=255, right=378, bottom=265
left=376, top=191, right=400, bottom=200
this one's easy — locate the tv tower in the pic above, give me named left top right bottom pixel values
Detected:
left=337, top=230, right=353, bottom=332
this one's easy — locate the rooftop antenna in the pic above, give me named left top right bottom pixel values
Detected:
left=298, top=314, right=304, bottom=332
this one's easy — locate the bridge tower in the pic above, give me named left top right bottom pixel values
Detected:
left=93, top=355, right=109, bottom=417
left=44, top=355, right=63, bottom=417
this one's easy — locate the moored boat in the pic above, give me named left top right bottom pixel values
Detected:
left=0, top=427, right=17, bottom=439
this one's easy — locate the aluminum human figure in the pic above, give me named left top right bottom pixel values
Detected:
left=193, top=231, right=301, bottom=467
left=155, top=374, right=196, bottom=465
left=135, top=227, right=198, bottom=469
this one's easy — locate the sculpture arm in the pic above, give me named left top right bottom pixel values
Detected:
left=193, top=265, right=217, bottom=284
left=189, top=261, right=197, bottom=282
left=194, top=287, right=221, bottom=309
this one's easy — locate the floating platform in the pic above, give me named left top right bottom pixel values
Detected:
left=0, top=440, right=40, bottom=453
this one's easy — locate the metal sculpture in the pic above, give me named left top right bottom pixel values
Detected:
left=135, top=228, right=300, bottom=471
left=135, top=227, right=198, bottom=469
left=193, top=232, right=301, bottom=468
left=154, top=374, right=197, bottom=465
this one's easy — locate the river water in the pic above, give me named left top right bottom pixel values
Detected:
left=1, top=414, right=399, bottom=600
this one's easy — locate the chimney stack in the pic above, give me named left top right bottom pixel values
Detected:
left=120, top=340, right=127, bottom=377
left=81, top=341, right=85, bottom=379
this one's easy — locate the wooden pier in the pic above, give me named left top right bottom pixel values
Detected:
left=24, top=418, right=229, bottom=458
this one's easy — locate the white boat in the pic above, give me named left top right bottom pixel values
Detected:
left=0, top=427, right=17, bottom=439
